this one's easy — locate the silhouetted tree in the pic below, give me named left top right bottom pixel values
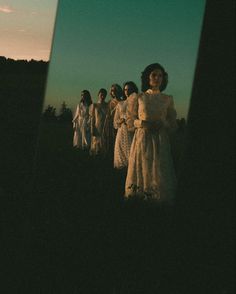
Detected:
left=58, top=101, right=73, bottom=122
left=0, top=56, right=49, bottom=75
left=43, top=105, right=57, bottom=122
left=176, top=117, right=186, bottom=131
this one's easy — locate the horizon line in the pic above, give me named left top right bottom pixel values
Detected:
left=0, top=55, right=49, bottom=62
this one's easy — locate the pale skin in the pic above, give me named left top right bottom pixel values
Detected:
left=110, top=86, right=122, bottom=100
left=117, top=84, right=131, bottom=125
left=110, top=86, right=117, bottom=99
left=148, top=68, right=163, bottom=93
left=124, top=85, right=130, bottom=98
left=124, top=85, right=129, bottom=97
left=80, top=91, right=85, bottom=102
left=72, top=91, right=84, bottom=123
left=98, top=92, right=106, bottom=103
left=122, top=84, right=135, bottom=124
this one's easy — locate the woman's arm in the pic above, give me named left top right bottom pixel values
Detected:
left=72, top=104, right=80, bottom=122
left=126, top=93, right=138, bottom=132
left=113, top=104, right=123, bottom=129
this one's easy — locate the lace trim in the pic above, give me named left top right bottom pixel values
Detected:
left=126, top=184, right=161, bottom=200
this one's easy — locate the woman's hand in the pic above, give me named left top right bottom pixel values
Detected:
left=116, top=118, right=126, bottom=128
left=119, top=118, right=125, bottom=125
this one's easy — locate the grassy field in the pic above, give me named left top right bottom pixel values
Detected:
left=26, top=121, right=180, bottom=293
left=1, top=120, right=233, bottom=293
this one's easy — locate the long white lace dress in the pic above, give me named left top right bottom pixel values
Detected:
left=113, top=100, right=133, bottom=169
left=125, top=90, right=177, bottom=202
left=89, top=101, right=108, bottom=155
left=102, top=98, right=119, bottom=155
left=72, top=102, right=91, bottom=149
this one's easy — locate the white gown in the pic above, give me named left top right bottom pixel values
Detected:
left=102, top=98, right=119, bottom=154
left=113, top=100, right=133, bottom=169
left=89, top=101, right=108, bottom=155
left=125, top=90, right=177, bottom=201
left=72, top=102, right=91, bottom=149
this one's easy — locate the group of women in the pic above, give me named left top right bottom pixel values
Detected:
left=72, top=63, right=177, bottom=203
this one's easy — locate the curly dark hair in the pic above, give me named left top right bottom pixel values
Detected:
left=98, top=88, right=107, bottom=97
left=141, top=63, right=168, bottom=92
left=123, top=81, right=139, bottom=98
left=81, top=90, right=92, bottom=106
left=110, top=84, right=123, bottom=100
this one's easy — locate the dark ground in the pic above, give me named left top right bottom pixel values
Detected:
left=1, top=116, right=234, bottom=294
left=1, top=116, right=233, bottom=294
left=29, top=121, right=182, bottom=293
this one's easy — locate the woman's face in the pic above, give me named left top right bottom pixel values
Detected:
left=149, top=69, right=163, bottom=89
left=98, top=92, right=105, bottom=101
left=124, top=85, right=130, bottom=98
left=81, top=92, right=85, bottom=101
left=110, top=86, right=116, bottom=98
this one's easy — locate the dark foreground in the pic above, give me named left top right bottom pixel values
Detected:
left=32, top=122, right=181, bottom=293
left=1, top=121, right=234, bottom=294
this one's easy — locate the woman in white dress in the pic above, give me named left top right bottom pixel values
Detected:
left=89, top=88, right=108, bottom=156
left=113, top=81, right=138, bottom=169
left=72, top=90, right=92, bottom=150
left=102, top=84, right=123, bottom=156
left=125, top=63, right=177, bottom=202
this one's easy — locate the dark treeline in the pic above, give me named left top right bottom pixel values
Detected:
left=42, top=99, right=186, bottom=127
left=43, top=101, right=73, bottom=122
left=1, top=57, right=51, bottom=293
left=0, top=56, right=49, bottom=195
left=0, top=56, right=48, bottom=74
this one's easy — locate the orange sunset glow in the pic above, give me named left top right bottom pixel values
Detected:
left=0, top=2, right=58, bottom=61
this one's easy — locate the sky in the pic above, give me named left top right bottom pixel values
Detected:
left=0, top=0, right=57, bottom=60
left=0, top=0, right=206, bottom=119
left=44, top=0, right=206, bottom=118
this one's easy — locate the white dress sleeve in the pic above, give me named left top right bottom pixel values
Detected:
left=73, top=104, right=80, bottom=121
left=113, top=103, right=122, bottom=129
left=72, top=104, right=80, bottom=129
left=126, top=93, right=138, bottom=132
left=89, top=104, right=95, bottom=135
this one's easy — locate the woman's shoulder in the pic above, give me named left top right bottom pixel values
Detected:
left=161, top=93, right=173, bottom=99
left=76, top=103, right=82, bottom=111
left=138, top=91, right=155, bottom=101
left=138, top=92, right=145, bottom=97
left=137, top=92, right=146, bottom=100
left=89, top=103, right=96, bottom=110
left=129, top=92, right=138, bottom=98
left=160, top=93, right=174, bottom=106
left=116, top=100, right=125, bottom=109
left=126, top=92, right=138, bottom=103
left=108, top=98, right=117, bottom=105
left=110, top=98, right=119, bottom=108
